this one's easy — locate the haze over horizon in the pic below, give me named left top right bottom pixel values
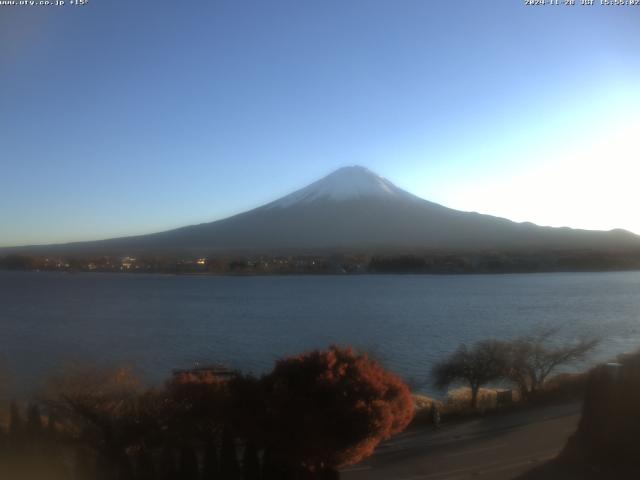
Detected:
left=2, top=0, right=639, bottom=247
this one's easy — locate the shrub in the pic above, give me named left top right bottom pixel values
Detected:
left=261, top=345, right=414, bottom=472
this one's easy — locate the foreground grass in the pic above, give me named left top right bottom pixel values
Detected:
left=411, top=371, right=587, bottom=428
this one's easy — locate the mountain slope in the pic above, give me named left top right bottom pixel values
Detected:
left=4, top=166, right=640, bottom=255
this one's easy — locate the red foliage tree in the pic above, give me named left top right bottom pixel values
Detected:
left=163, top=370, right=232, bottom=443
left=261, top=346, right=414, bottom=472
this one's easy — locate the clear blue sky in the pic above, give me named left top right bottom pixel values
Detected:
left=2, top=0, right=639, bottom=246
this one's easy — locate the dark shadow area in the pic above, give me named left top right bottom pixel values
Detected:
left=517, top=350, right=640, bottom=479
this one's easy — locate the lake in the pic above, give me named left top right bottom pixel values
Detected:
left=1, top=270, right=639, bottom=396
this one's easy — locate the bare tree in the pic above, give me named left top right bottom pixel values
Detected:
left=504, top=327, right=599, bottom=400
left=432, top=340, right=508, bottom=409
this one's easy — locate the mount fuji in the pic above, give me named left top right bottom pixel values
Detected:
left=4, top=166, right=640, bottom=255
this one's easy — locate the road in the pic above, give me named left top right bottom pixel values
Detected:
left=342, top=403, right=582, bottom=480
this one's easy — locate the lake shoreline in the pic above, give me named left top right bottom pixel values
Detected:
left=3, top=266, right=640, bottom=278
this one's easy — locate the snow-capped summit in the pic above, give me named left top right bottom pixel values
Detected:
left=267, top=166, right=417, bottom=208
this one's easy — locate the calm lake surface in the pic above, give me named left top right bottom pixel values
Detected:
left=1, top=270, right=639, bottom=396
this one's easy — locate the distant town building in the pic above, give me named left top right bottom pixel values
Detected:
left=121, top=256, right=136, bottom=270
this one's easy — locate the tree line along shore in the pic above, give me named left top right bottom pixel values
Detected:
left=3, top=249, right=640, bottom=275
